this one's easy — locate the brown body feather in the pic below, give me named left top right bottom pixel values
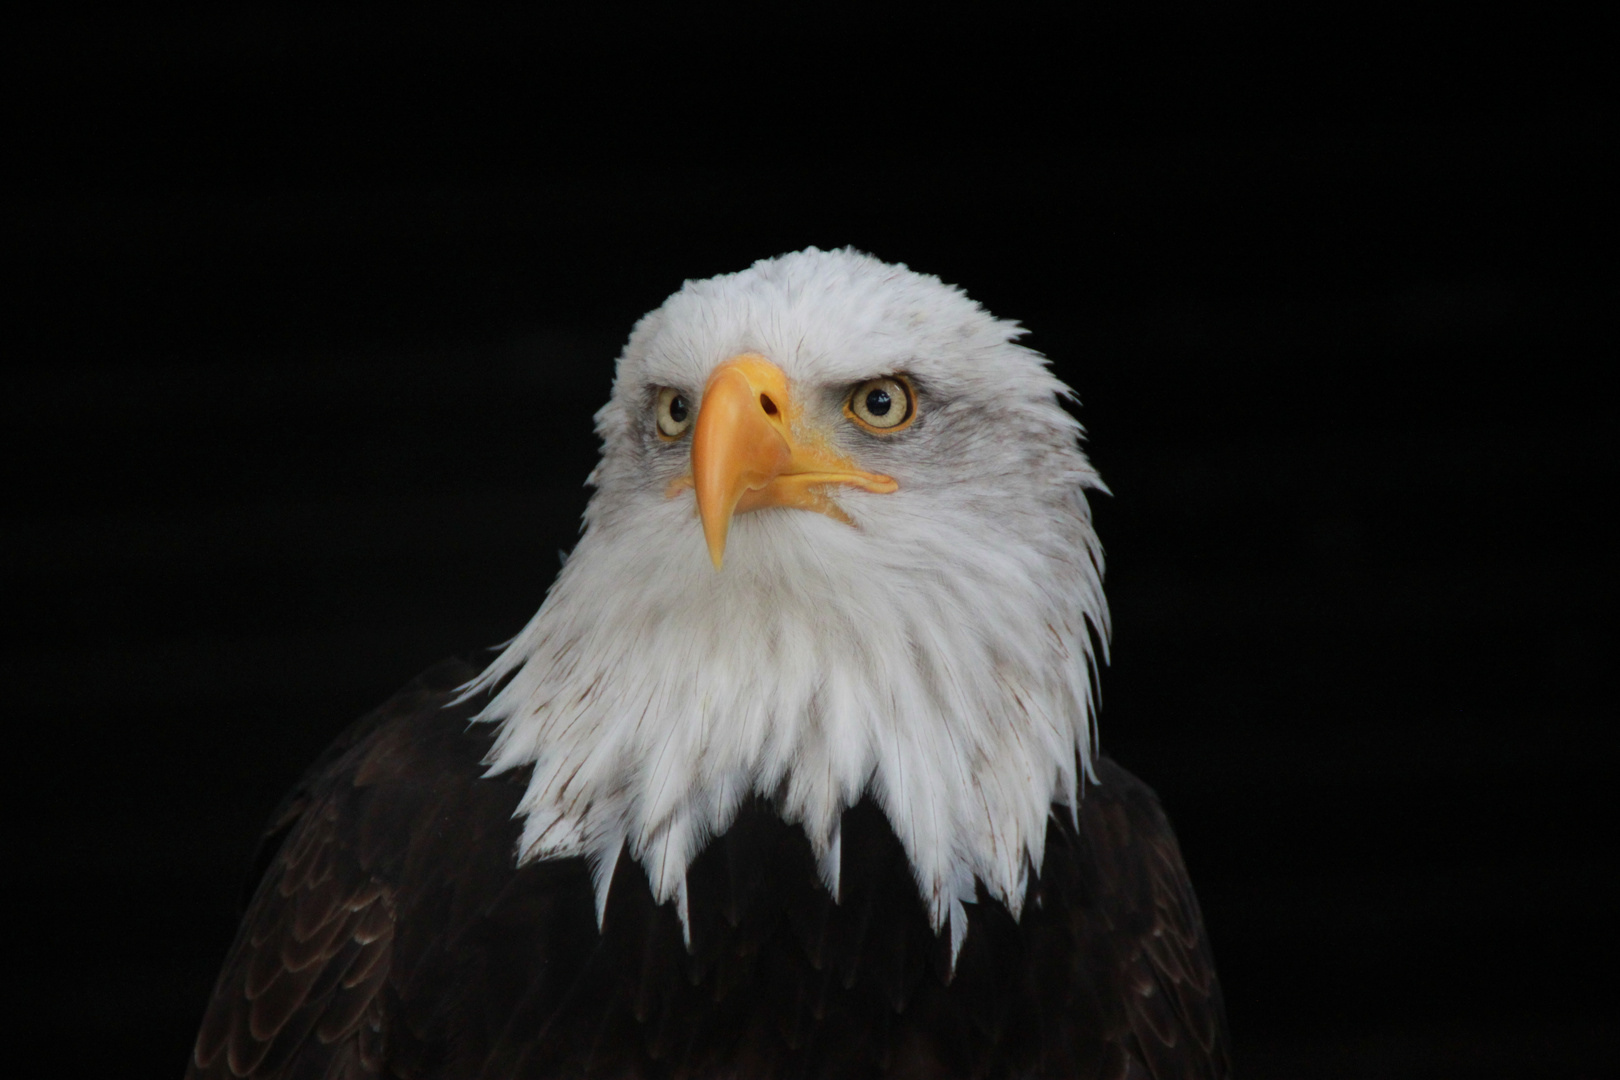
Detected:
left=189, top=660, right=1231, bottom=1079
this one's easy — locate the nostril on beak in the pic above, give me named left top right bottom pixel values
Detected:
left=759, top=394, right=778, bottom=416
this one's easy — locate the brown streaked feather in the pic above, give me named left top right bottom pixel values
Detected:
left=188, top=660, right=1230, bottom=1078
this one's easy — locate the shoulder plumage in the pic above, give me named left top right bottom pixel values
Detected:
left=192, top=662, right=1229, bottom=1079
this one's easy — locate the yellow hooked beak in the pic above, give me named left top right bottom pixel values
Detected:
left=672, top=354, right=897, bottom=569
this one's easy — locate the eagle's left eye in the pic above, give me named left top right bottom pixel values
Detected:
left=845, top=376, right=916, bottom=433
left=655, top=387, right=693, bottom=440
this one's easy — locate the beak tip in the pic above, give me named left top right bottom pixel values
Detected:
left=704, top=531, right=728, bottom=571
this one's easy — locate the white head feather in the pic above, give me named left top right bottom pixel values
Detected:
left=466, top=248, right=1109, bottom=961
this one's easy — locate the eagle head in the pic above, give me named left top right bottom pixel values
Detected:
left=469, top=248, right=1109, bottom=958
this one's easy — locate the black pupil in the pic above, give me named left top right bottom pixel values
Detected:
left=668, top=395, right=688, bottom=423
left=865, top=388, right=892, bottom=416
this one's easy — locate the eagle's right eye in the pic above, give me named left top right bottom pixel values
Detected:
left=656, top=387, right=693, bottom=440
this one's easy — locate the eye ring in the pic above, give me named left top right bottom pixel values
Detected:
left=845, top=375, right=917, bottom=434
left=655, top=387, right=693, bottom=440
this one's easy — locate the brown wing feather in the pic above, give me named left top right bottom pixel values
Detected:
left=191, top=777, right=396, bottom=1079
left=187, top=661, right=480, bottom=1080
left=191, top=795, right=395, bottom=1079
left=1063, top=758, right=1234, bottom=1079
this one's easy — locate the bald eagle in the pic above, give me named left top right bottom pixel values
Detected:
left=188, top=249, right=1231, bottom=1079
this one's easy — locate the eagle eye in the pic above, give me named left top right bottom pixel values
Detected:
left=845, top=376, right=916, bottom=433
left=655, top=387, right=693, bottom=440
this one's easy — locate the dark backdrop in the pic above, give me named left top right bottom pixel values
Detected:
left=6, top=9, right=1611, bottom=1078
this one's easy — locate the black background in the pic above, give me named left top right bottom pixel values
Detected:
left=6, top=8, right=1612, bottom=1077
